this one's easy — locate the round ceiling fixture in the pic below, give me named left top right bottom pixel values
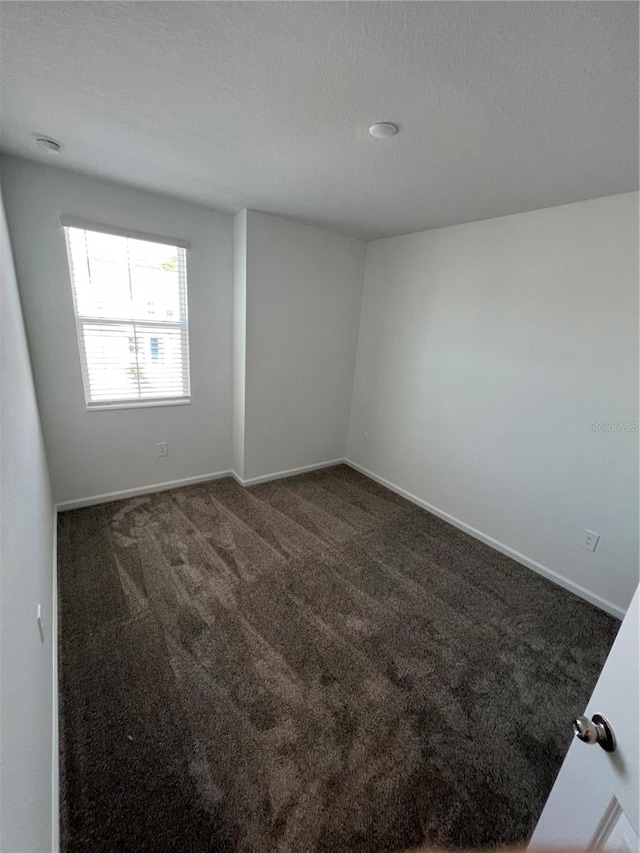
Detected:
left=35, top=136, right=62, bottom=154
left=369, top=122, right=399, bottom=138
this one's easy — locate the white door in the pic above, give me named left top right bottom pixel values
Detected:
left=530, top=587, right=639, bottom=851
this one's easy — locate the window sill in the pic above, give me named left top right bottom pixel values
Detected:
left=86, top=398, right=191, bottom=412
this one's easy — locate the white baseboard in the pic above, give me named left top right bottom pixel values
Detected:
left=51, top=504, right=60, bottom=853
left=55, top=470, right=233, bottom=512
left=55, top=460, right=348, bottom=511
left=232, top=458, right=345, bottom=487
left=345, top=459, right=626, bottom=620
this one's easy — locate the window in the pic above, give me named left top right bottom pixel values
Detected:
left=63, top=220, right=190, bottom=409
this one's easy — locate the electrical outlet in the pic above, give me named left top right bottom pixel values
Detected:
left=157, top=441, right=168, bottom=457
left=580, top=529, right=600, bottom=552
left=363, top=433, right=370, bottom=446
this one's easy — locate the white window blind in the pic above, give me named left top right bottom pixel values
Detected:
left=63, top=223, right=191, bottom=409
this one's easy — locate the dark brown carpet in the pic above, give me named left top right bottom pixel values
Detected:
left=57, top=464, right=618, bottom=852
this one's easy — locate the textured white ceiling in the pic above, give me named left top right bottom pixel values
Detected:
left=1, top=1, right=637, bottom=239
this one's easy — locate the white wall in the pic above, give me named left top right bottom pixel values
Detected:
left=232, top=210, right=247, bottom=479
left=0, top=157, right=233, bottom=505
left=242, top=211, right=365, bottom=482
left=0, top=183, right=55, bottom=852
left=347, top=193, right=639, bottom=615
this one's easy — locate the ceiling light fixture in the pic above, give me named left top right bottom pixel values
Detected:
left=35, top=136, right=62, bottom=154
left=369, top=122, right=399, bottom=138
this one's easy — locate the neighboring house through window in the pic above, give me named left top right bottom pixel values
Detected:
left=63, top=219, right=190, bottom=408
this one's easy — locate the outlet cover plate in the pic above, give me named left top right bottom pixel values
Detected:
left=580, top=529, right=600, bottom=552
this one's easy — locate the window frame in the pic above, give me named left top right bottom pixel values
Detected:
left=61, top=217, right=192, bottom=412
